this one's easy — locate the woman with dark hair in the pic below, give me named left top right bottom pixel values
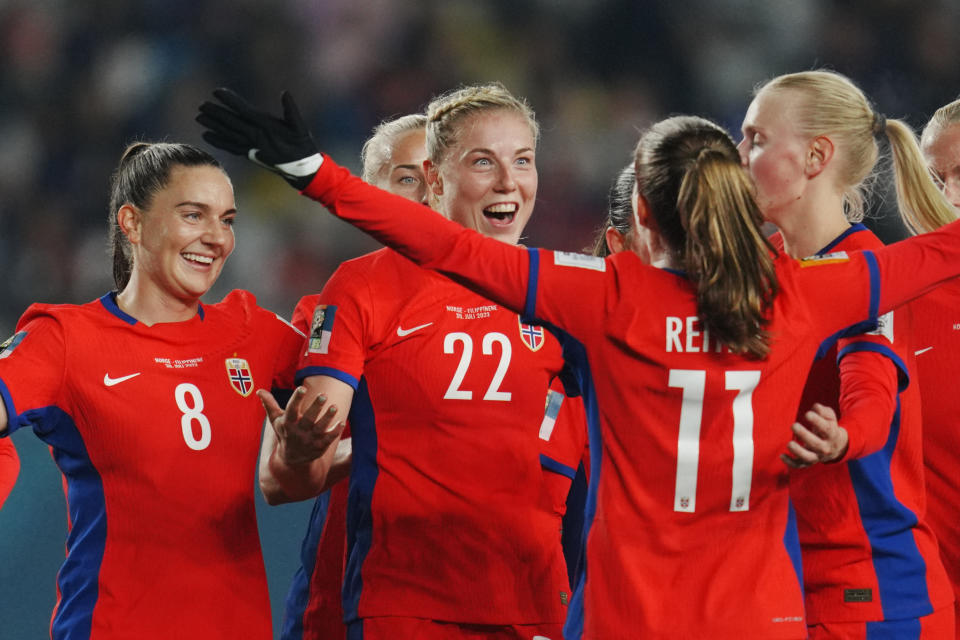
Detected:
left=0, top=142, right=306, bottom=639
left=198, top=93, right=960, bottom=638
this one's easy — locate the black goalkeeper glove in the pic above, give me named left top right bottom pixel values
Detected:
left=196, top=88, right=323, bottom=190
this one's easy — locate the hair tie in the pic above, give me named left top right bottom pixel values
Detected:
left=872, top=112, right=887, bottom=138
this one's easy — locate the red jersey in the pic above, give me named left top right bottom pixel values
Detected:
left=280, top=293, right=348, bottom=640
left=0, top=290, right=302, bottom=640
left=301, top=156, right=960, bottom=639
left=0, top=436, right=18, bottom=508
left=778, top=225, right=952, bottom=624
left=912, top=279, right=960, bottom=622
left=295, top=248, right=578, bottom=625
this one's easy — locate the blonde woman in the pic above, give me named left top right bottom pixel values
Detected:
left=739, top=70, right=955, bottom=638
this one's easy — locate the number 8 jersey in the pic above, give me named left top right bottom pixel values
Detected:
left=0, top=289, right=303, bottom=640
left=295, top=247, right=583, bottom=626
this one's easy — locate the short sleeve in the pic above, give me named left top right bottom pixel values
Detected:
left=0, top=314, right=67, bottom=435
left=296, top=264, right=372, bottom=390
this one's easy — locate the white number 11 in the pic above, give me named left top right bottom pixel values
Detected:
left=668, top=369, right=760, bottom=513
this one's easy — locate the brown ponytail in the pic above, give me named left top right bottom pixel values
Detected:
left=636, top=116, right=778, bottom=358
left=107, top=141, right=224, bottom=290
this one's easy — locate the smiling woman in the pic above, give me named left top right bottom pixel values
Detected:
left=424, top=86, right=539, bottom=245
left=0, top=142, right=306, bottom=640
left=217, top=84, right=588, bottom=639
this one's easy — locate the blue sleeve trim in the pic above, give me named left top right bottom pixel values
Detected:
left=295, top=366, right=359, bottom=390
left=540, top=453, right=577, bottom=480
left=524, top=247, right=539, bottom=321
left=837, top=341, right=910, bottom=392
left=864, top=250, right=880, bottom=321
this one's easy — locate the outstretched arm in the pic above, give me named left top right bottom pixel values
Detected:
left=197, top=90, right=533, bottom=316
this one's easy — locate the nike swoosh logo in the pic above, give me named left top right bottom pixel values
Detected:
left=396, top=322, right=433, bottom=337
left=915, top=346, right=934, bottom=356
left=103, top=372, right=141, bottom=386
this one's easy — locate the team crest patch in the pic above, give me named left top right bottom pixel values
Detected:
left=553, top=250, right=606, bottom=272
left=225, top=357, right=254, bottom=397
left=307, top=305, right=337, bottom=355
left=0, top=331, right=26, bottom=360
left=518, top=317, right=545, bottom=352
left=799, top=251, right=849, bottom=267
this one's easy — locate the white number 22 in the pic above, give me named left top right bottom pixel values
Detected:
left=442, top=332, right=512, bottom=401
left=669, top=369, right=760, bottom=513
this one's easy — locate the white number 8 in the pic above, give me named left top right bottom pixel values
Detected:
left=175, top=383, right=211, bottom=450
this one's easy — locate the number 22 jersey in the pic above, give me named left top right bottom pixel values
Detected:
left=296, top=248, right=579, bottom=626
left=0, top=290, right=303, bottom=640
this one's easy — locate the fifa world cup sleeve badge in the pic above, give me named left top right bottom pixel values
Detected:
left=0, top=331, right=27, bottom=360
left=307, top=305, right=337, bottom=355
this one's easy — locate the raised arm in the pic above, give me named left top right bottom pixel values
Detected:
left=197, top=90, right=533, bottom=316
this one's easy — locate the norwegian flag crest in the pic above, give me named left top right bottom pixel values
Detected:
left=518, top=317, right=545, bottom=352
left=225, top=357, right=254, bottom=397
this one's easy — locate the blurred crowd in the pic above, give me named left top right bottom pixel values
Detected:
left=2, top=0, right=959, bottom=333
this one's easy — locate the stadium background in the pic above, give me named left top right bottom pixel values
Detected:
left=1, top=0, right=958, bottom=636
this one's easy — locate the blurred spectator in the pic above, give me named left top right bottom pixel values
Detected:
left=1, top=0, right=959, bottom=337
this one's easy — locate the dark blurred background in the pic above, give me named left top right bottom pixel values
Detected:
left=2, top=0, right=959, bottom=637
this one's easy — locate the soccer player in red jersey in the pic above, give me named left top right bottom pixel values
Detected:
left=902, top=97, right=960, bottom=639
left=739, top=70, right=955, bottom=638
left=0, top=142, right=305, bottom=639
left=219, top=85, right=586, bottom=639
left=0, top=437, right=18, bottom=508
left=273, top=113, right=431, bottom=640
left=198, top=89, right=960, bottom=639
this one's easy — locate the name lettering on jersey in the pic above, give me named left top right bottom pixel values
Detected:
left=225, top=356, right=254, bottom=397
left=954, top=323, right=960, bottom=331
left=665, top=316, right=725, bottom=353
left=446, top=304, right=498, bottom=320
left=154, top=356, right=203, bottom=369
left=518, top=317, right=545, bottom=351
left=553, top=251, right=606, bottom=272
left=307, top=305, right=336, bottom=355
left=865, top=311, right=894, bottom=343
left=0, top=331, right=26, bottom=360
left=798, top=250, right=850, bottom=267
